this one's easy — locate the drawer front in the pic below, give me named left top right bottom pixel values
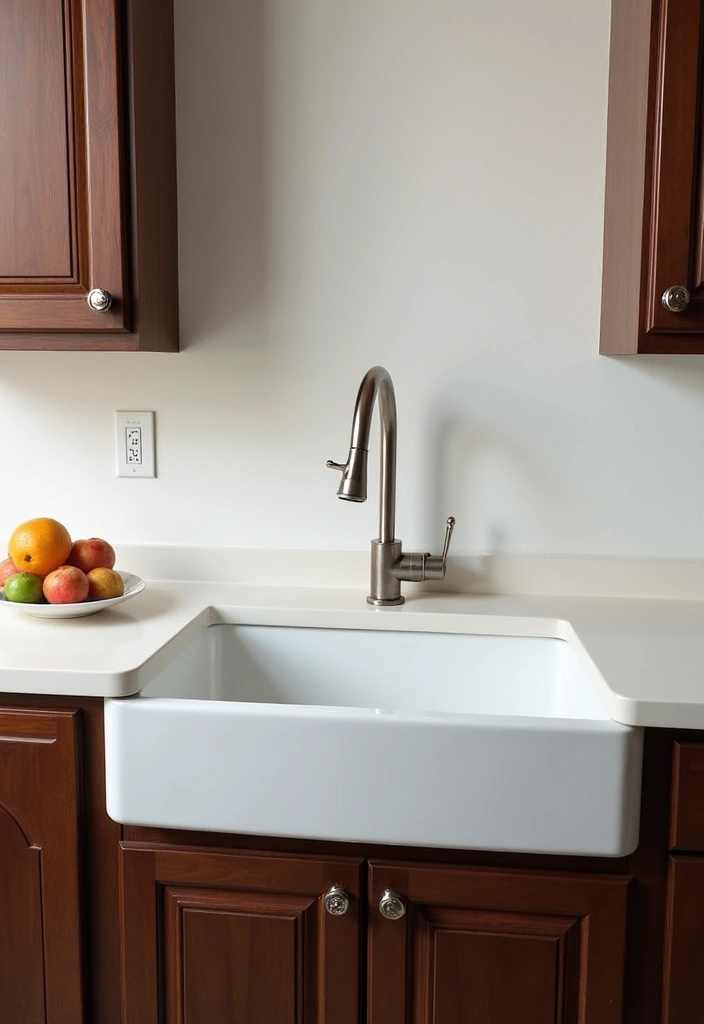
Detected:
left=670, top=743, right=704, bottom=850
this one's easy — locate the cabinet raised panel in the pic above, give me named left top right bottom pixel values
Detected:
left=0, top=0, right=178, bottom=351
left=601, top=0, right=704, bottom=353
left=662, top=857, right=704, bottom=1024
left=0, top=708, right=84, bottom=1024
left=368, top=861, right=629, bottom=1024
left=119, top=844, right=363, bottom=1024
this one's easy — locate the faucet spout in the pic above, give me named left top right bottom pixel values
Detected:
left=327, top=365, right=397, bottom=543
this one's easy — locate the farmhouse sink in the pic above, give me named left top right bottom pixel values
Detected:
left=104, top=623, right=643, bottom=856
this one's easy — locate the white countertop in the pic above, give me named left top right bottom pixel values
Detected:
left=1, top=577, right=703, bottom=729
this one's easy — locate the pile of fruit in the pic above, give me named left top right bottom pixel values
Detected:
left=0, top=518, right=124, bottom=605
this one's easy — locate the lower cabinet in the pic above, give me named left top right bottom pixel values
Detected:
left=119, top=843, right=630, bottom=1024
left=662, top=857, right=704, bottom=1024
left=368, top=861, right=629, bottom=1024
left=119, top=843, right=363, bottom=1024
left=0, top=708, right=84, bottom=1023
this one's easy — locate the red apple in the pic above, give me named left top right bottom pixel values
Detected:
left=0, top=557, right=19, bottom=586
left=43, top=565, right=89, bottom=604
left=67, top=537, right=116, bottom=574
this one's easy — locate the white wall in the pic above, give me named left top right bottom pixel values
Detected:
left=2, top=0, right=704, bottom=560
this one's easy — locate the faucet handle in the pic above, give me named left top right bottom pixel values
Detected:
left=423, top=516, right=456, bottom=581
left=440, top=516, right=456, bottom=567
left=326, top=459, right=347, bottom=473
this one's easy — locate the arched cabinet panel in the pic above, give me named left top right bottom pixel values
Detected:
left=0, top=708, right=84, bottom=1023
left=0, top=805, right=45, bottom=1021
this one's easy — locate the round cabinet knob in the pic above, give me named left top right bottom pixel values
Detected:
left=87, top=288, right=113, bottom=312
left=379, top=889, right=407, bottom=921
left=323, top=886, right=351, bottom=916
left=662, top=286, right=690, bottom=313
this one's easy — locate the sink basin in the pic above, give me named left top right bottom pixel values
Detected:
left=104, top=623, right=643, bottom=855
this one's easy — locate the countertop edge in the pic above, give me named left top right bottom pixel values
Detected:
left=0, top=581, right=703, bottom=729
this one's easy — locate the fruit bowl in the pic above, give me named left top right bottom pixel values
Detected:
left=0, top=571, right=145, bottom=619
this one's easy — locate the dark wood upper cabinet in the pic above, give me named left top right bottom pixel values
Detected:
left=368, top=860, right=630, bottom=1024
left=601, top=0, right=704, bottom=354
left=0, top=0, right=178, bottom=351
left=0, top=708, right=85, bottom=1023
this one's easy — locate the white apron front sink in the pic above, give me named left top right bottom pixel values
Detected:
left=104, top=623, right=643, bottom=855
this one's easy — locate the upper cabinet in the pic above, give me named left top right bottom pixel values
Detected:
left=0, top=0, right=178, bottom=351
left=600, top=0, right=704, bottom=354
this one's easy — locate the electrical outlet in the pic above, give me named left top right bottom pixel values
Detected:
left=116, top=412, right=156, bottom=477
left=126, top=428, right=142, bottom=464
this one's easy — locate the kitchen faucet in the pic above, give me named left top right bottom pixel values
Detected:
left=327, top=365, right=455, bottom=605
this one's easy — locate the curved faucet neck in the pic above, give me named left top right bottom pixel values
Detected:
left=351, top=366, right=397, bottom=544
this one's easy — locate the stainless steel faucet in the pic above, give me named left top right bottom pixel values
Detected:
left=327, top=366, right=455, bottom=605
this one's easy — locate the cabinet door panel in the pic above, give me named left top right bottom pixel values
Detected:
left=0, top=0, right=72, bottom=278
left=0, top=809, right=45, bottom=1020
left=368, top=861, right=628, bottom=1024
left=417, top=906, right=578, bottom=1024
left=643, top=0, right=704, bottom=339
left=0, top=709, right=84, bottom=1024
left=601, top=0, right=704, bottom=352
left=662, top=856, right=704, bottom=1024
left=120, top=844, right=362, bottom=1024
left=165, top=887, right=314, bottom=1023
left=0, top=0, right=128, bottom=333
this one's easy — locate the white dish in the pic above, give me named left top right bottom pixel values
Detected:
left=0, top=571, right=145, bottom=619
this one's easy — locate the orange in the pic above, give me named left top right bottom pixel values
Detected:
left=8, top=518, right=72, bottom=578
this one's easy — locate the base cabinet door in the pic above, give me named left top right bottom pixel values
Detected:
left=368, top=861, right=629, bottom=1024
left=662, top=856, right=704, bottom=1024
left=0, top=708, right=84, bottom=1023
left=119, top=843, right=362, bottom=1024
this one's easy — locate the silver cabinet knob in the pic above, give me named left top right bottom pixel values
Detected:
left=323, top=886, right=351, bottom=916
left=87, top=288, right=113, bottom=312
left=379, top=889, right=407, bottom=921
left=662, top=286, right=690, bottom=313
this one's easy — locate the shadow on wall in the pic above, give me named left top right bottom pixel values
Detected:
left=174, top=0, right=268, bottom=350
left=613, top=353, right=704, bottom=402
left=416, top=375, right=590, bottom=585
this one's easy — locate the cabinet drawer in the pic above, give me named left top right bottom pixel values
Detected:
left=670, top=743, right=704, bottom=850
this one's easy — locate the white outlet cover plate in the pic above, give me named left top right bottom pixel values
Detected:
left=116, top=411, right=156, bottom=478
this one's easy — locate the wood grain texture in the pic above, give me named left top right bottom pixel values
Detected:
left=622, top=727, right=673, bottom=1024
left=599, top=0, right=653, bottom=355
left=368, top=861, right=629, bottom=1024
left=0, top=0, right=72, bottom=278
left=662, top=856, right=704, bottom=1024
left=601, top=0, right=704, bottom=353
left=0, top=708, right=85, bottom=1023
left=0, top=805, right=46, bottom=1020
left=0, top=693, right=123, bottom=1024
left=120, top=843, right=362, bottom=1024
left=0, top=0, right=178, bottom=351
left=670, top=742, right=704, bottom=850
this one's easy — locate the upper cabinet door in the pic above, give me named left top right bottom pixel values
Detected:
left=601, top=0, right=704, bottom=354
left=0, top=0, right=128, bottom=333
left=0, top=0, right=179, bottom=351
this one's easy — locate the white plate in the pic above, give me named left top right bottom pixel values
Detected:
left=0, top=571, right=146, bottom=619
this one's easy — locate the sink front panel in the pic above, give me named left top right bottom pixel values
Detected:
left=104, top=623, right=643, bottom=856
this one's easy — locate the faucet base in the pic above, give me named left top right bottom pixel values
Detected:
left=368, top=539, right=404, bottom=605
left=366, top=594, right=405, bottom=607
